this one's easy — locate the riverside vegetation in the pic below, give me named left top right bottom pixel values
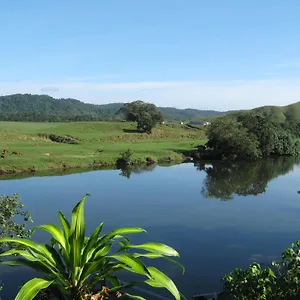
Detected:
left=0, top=121, right=206, bottom=174
left=0, top=194, right=184, bottom=300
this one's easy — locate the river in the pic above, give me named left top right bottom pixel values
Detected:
left=1, top=157, right=300, bottom=299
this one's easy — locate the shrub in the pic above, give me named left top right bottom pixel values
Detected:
left=222, top=241, right=300, bottom=299
left=0, top=195, right=184, bottom=300
left=38, top=133, right=79, bottom=144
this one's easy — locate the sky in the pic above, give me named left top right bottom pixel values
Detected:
left=1, top=0, right=300, bottom=111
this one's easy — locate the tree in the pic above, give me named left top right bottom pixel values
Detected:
left=205, top=114, right=299, bottom=160
left=206, top=117, right=260, bottom=160
left=121, top=101, right=163, bottom=133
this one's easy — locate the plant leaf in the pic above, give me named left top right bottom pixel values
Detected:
left=109, top=254, right=151, bottom=277
left=133, top=253, right=185, bottom=275
left=105, top=228, right=146, bottom=240
left=15, top=278, right=53, bottom=300
left=33, top=224, right=66, bottom=250
left=121, top=293, right=146, bottom=300
left=0, top=238, right=56, bottom=266
left=69, top=195, right=88, bottom=283
left=0, top=249, right=38, bottom=261
left=81, top=222, right=104, bottom=264
left=124, top=243, right=179, bottom=257
left=145, top=266, right=181, bottom=300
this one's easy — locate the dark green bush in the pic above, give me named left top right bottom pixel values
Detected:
left=38, top=133, right=79, bottom=144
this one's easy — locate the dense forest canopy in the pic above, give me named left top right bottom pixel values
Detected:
left=0, top=94, right=224, bottom=122
left=205, top=113, right=300, bottom=160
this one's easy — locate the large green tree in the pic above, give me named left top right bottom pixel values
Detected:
left=205, top=114, right=299, bottom=160
left=121, top=101, right=164, bottom=133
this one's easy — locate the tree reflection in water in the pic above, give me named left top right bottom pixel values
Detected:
left=196, top=157, right=299, bottom=200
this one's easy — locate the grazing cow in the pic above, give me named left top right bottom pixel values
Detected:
left=2, top=149, right=8, bottom=153
left=12, top=151, right=17, bottom=155
left=1, top=155, right=5, bottom=159
left=19, top=152, right=22, bottom=156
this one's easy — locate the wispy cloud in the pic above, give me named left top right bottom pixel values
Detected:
left=1, top=78, right=300, bottom=111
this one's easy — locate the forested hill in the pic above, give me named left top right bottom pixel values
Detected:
left=0, top=94, right=225, bottom=122
left=250, top=102, right=300, bottom=122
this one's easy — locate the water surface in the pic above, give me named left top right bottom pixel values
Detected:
left=1, top=158, right=300, bottom=299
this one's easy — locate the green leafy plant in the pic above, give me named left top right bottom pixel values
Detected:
left=222, top=241, right=300, bottom=300
left=120, top=149, right=133, bottom=162
left=0, top=194, right=32, bottom=250
left=0, top=195, right=184, bottom=300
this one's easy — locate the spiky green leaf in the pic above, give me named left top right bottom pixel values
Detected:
left=124, top=243, right=179, bottom=257
left=69, top=196, right=87, bottom=273
left=15, top=278, right=53, bottom=300
left=109, top=254, right=151, bottom=277
left=82, top=222, right=104, bottom=263
left=145, top=266, right=181, bottom=300
left=33, top=224, right=66, bottom=250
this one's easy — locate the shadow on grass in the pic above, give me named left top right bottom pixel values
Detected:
left=123, top=129, right=142, bottom=133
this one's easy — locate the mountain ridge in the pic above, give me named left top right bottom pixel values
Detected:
left=0, top=93, right=225, bottom=122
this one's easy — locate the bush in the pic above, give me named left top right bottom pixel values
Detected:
left=222, top=241, right=300, bottom=299
left=0, top=195, right=184, bottom=300
left=119, top=149, right=133, bottom=162
left=38, top=133, right=79, bottom=144
left=205, top=115, right=299, bottom=160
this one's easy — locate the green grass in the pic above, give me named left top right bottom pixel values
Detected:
left=0, top=121, right=206, bottom=173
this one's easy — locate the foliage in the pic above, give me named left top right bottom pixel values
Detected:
left=0, top=194, right=32, bottom=300
left=119, top=149, right=133, bottom=162
left=222, top=241, right=300, bottom=300
left=120, top=101, right=164, bottom=133
left=0, top=94, right=223, bottom=122
left=37, top=133, right=80, bottom=144
left=282, top=121, right=300, bottom=138
left=205, top=117, right=260, bottom=160
left=206, top=114, right=300, bottom=160
left=0, top=195, right=184, bottom=300
left=0, top=194, right=32, bottom=249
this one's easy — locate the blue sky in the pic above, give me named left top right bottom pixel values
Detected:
left=1, top=0, right=300, bottom=110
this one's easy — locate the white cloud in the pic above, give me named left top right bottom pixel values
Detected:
left=1, top=78, right=300, bottom=111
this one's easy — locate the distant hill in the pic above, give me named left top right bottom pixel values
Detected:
left=0, top=94, right=225, bottom=122
left=232, top=102, right=300, bottom=123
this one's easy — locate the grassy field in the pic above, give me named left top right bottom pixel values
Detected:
left=0, top=121, right=206, bottom=173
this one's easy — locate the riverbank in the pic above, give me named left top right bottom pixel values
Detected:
left=0, top=121, right=206, bottom=174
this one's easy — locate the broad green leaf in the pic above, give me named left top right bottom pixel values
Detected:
left=121, top=293, right=146, bottom=300
left=0, top=238, right=56, bottom=266
left=81, top=222, right=104, bottom=264
left=58, top=211, right=70, bottom=237
left=122, top=294, right=146, bottom=300
left=2, top=258, right=64, bottom=283
left=93, top=243, right=112, bottom=260
left=69, top=195, right=88, bottom=282
left=79, top=257, right=107, bottom=282
left=145, top=266, right=181, bottom=300
left=105, top=281, right=140, bottom=293
left=58, top=211, right=71, bottom=257
left=124, top=243, right=179, bottom=257
left=133, top=253, right=185, bottom=275
left=105, top=228, right=146, bottom=240
left=106, top=275, right=120, bottom=287
left=33, top=224, right=66, bottom=250
left=109, top=254, right=151, bottom=277
left=0, top=249, right=38, bottom=261
left=15, top=278, right=53, bottom=300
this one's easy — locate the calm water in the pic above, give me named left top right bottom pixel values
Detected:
left=1, top=158, right=300, bottom=299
